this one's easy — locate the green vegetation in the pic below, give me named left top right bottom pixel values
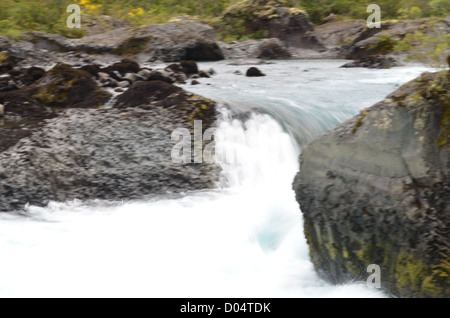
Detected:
left=0, top=0, right=237, bottom=38
left=300, top=0, right=450, bottom=24
left=1, top=0, right=449, bottom=39
left=394, top=31, right=450, bottom=67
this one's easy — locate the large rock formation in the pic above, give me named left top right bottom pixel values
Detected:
left=0, top=62, right=219, bottom=212
left=218, top=38, right=291, bottom=60
left=22, top=21, right=225, bottom=62
left=293, top=70, right=450, bottom=297
left=222, top=0, right=325, bottom=50
left=315, top=17, right=450, bottom=65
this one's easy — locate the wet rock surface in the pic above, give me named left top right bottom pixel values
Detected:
left=0, top=58, right=219, bottom=212
left=293, top=71, right=450, bottom=297
left=246, top=67, right=266, bottom=77
left=0, top=105, right=219, bottom=212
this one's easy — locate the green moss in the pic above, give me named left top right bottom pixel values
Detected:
left=394, top=32, right=450, bottom=66
left=438, top=96, right=450, bottom=148
left=186, top=96, right=215, bottom=124
left=325, top=242, right=338, bottom=259
left=342, top=247, right=349, bottom=259
left=390, top=250, right=450, bottom=297
left=352, top=110, right=368, bottom=134
left=0, top=51, right=8, bottom=63
left=368, top=31, right=398, bottom=55
left=35, top=86, right=68, bottom=106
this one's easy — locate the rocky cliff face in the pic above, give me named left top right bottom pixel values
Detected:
left=293, top=70, right=450, bottom=297
left=316, top=17, right=450, bottom=65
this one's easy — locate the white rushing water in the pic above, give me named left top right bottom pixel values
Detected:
left=0, top=61, right=433, bottom=298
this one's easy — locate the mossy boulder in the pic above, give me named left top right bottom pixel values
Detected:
left=33, top=64, right=111, bottom=108
left=114, top=80, right=216, bottom=130
left=293, top=70, right=450, bottom=297
left=222, top=0, right=324, bottom=49
left=101, top=59, right=140, bottom=77
left=0, top=64, right=111, bottom=126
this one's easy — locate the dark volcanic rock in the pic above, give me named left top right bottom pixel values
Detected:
left=80, top=64, right=102, bottom=78
left=183, top=42, right=224, bottom=61
left=0, top=64, right=111, bottom=113
left=0, top=106, right=219, bottom=212
left=246, top=67, right=266, bottom=77
left=102, top=59, right=140, bottom=77
left=341, top=56, right=400, bottom=69
left=21, top=67, right=46, bottom=85
left=0, top=51, right=20, bottom=74
left=293, top=71, right=450, bottom=297
left=0, top=64, right=112, bottom=151
left=180, top=60, right=199, bottom=75
left=147, top=71, right=175, bottom=84
left=0, top=74, right=219, bottom=212
left=114, top=81, right=182, bottom=108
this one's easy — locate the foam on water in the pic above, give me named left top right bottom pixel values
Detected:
left=0, top=109, right=384, bottom=298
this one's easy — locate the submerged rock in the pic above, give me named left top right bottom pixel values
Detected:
left=293, top=71, right=450, bottom=297
left=246, top=67, right=266, bottom=77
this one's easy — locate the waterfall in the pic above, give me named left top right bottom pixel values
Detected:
left=0, top=60, right=430, bottom=297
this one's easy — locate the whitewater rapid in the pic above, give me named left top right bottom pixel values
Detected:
left=0, top=60, right=432, bottom=297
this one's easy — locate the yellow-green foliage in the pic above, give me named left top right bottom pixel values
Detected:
left=0, top=51, right=8, bottom=63
left=394, top=30, right=450, bottom=67
left=391, top=250, right=450, bottom=297
left=0, top=0, right=235, bottom=38
left=368, top=31, right=399, bottom=55
left=438, top=96, right=450, bottom=148
left=352, top=110, right=368, bottom=134
left=34, top=81, right=72, bottom=106
left=187, top=96, right=215, bottom=123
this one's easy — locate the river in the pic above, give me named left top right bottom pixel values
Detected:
left=0, top=60, right=432, bottom=297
